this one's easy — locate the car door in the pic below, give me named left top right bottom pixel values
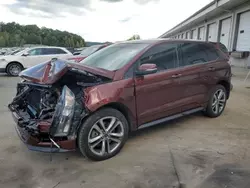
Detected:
left=134, top=42, right=185, bottom=126
left=198, top=43, right=229, bottom=101
left=177, top=42, right=211, bottom=112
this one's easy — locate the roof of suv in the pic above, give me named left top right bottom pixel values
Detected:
left=30, top=46, right=68, bottom=49
left=118, top=38, right=211, bottom=45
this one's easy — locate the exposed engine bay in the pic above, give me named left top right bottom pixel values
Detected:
left=9, top=68, right=110, bottom=138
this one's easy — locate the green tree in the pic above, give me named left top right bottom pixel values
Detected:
left=79, top=40, right=85, bottom=47
left=0, top=22, right=86, bottom=47
left=127, top=34, right=141, bottom=41
left=70, top=37, right=75, bottom=47
left=76, top=41, right=80, bottom=48
left=0, top=36, right=6, bottom=47
left=19, top=39, right=25, bottom=46
left=3, top=32, right=10, bottom=46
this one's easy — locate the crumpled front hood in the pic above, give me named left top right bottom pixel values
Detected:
left=19, top=59, right=114, bottom=84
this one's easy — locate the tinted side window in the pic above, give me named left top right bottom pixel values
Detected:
left=219, top=43, right=228, bottom=53
left=28, top=48, right=42, bottom=55
left=199, top=43, right=220, bottom=61
left=180, top=43, right=208, bottom=66
left=124, top=63, right=136, bottom=79
left=42, top=48, right=67, bottom=55
left=140, top=43, right=178, bottom=72
left=55, top=48, right=67, bottom=54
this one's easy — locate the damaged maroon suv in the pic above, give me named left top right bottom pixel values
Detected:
left=8, top=39, right=232, bottom=161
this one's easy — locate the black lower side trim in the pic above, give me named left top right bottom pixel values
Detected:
left=138, top=107, right=204, bottom=129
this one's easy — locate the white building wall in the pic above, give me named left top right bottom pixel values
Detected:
left=164, top=1, right=250, bottom=68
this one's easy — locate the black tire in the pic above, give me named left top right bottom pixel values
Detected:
left=204, top=84, right=227, bottom=118
left=6, top=63, right=23, bottom=76
left=77, top=108, right=129, bottom=161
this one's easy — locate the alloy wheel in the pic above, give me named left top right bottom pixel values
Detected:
left=212, top=89, right=226, bottom=114
left=88, top=116, right=124, bottom=156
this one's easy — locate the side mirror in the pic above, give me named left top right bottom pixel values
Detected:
left=22, top=52, right=29, bottom=56
left=136, top=63, right=157, bottom=76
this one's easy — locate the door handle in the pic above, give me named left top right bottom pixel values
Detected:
left=171, top=74, right=182, bottom=78
left=208, top=67, right=215, bottom=71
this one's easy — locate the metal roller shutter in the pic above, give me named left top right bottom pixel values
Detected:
left=220, top=17, right=232, bottom=49
left=191, top=29, right=197, bottom=39
left=236, top=11, right=250, bottom=51
left=207, top=23, right=217, bottom=42
left=198, top=27, right=205, bottom=40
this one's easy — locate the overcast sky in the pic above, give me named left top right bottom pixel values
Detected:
left=0, top=0, right=213, bottom=42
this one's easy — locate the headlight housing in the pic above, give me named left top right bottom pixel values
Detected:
left=50, top=85, right=75, bottom=137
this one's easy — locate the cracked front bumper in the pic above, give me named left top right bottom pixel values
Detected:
left=9, top=105, right=76, bottom=153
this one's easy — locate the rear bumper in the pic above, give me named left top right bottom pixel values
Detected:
left=9, top=105, right=76, bottom=153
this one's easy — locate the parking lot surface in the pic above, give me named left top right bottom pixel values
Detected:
left=1, top=68, right=250, bottom=188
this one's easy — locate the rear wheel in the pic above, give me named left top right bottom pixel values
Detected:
left=77, top=108, right=129, bottom=161
left=6, top=63, right=23, bottom=76
left=204, top=85, right=227, bottom=118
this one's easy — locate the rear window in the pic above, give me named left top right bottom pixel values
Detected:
left=210, top=42, right=229, bottom=58
left=219, top=43, right=228, bottom=54
left=199, top=43, right=220, bottom=61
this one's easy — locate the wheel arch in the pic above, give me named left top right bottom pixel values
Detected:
left=217, top=80, right=230, bottom=99
left=98, top=102, right=136, bottom=132
left=6, top=61, right=24, bottom=72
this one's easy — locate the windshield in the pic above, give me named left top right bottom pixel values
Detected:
left=11, top=49, right=24, bottom=55
left=15, top=48, right=29, bottom=56
left=80, top=43, right=149, bottom=71
left=80, top=45, right=102, bottom=56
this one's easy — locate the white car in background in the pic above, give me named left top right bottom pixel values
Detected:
left=0, top=46, right=72, bottom=76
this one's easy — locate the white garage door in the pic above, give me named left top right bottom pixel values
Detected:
left=191, top=29, right=198, bottom=39
left=236, top=11, right=250, bottom=51
left=220, top=17, right=232, bottom=49
left=207, top=23, right=217, bottom=42
left=198, top=27, right=205, bottom=40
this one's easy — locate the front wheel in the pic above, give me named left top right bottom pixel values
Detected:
left=77, top=108, right=129, bottom=161
left=204, top=85, right=227, bottom=118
